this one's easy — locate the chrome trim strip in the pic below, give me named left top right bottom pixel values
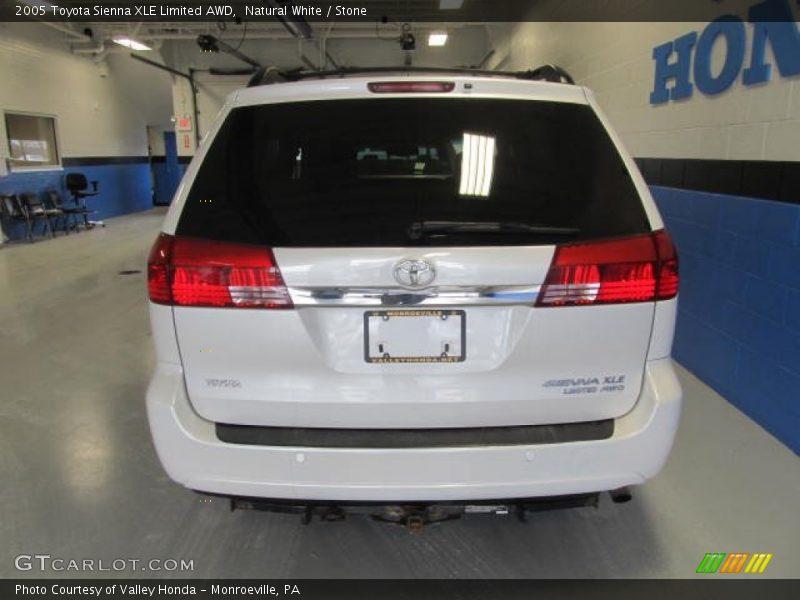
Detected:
left=288, top=285, right=540, bottom=307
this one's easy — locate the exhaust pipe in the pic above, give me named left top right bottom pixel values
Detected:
left=609, top=487, right=632, bottom=503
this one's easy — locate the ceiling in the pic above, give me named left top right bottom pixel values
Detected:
left=42, top=19, right=498, bottom=72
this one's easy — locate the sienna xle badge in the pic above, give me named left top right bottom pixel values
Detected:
left=146, top=67, right=681, bottom=526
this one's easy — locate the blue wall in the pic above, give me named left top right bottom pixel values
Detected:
left=0, top=160, right=152, bottom=241
left=152, top=131, right=184, bottom=205
left=151, top=163, right=186, bottom=205
left=151, top=161, right=173, bottom=205
left=652, top=186, right=800, bottom=453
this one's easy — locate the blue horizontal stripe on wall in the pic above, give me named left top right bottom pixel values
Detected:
left=652, top=185, right=800, bottom=454
left=0, top=158, right=152, bottom=241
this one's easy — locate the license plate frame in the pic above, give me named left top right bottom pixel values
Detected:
left=364, top=309, right=466, bottom=364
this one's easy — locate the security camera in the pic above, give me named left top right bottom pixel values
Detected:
left=197, top=34, right=219, bottom=52
left=400, top=24, right=415, bottom=51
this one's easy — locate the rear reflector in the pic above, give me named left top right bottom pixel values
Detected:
left=536, top=230, right=679, bottom=307
left=367, top=81, right=455, bottom=93
left=147, top=234, right=293, bottom=309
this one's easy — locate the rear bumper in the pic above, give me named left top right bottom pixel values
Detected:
left=146, top=358, right=681, bottom=501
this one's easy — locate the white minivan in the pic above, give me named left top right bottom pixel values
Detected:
left=146, top=68, right=682, bottom=520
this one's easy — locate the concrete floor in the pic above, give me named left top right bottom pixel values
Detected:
left=0, top=209, right=798, bottom=579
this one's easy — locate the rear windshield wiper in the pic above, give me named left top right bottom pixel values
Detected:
left=407, top=220, right=581, bottom=240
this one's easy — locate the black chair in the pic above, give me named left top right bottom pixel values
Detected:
left=20, top=192, right=56, bottom=239
left=1, top=193, right=39, bottom=242
left=65, top=172, right=104, bottom=228
left=45, top=190, right=81, bottom=234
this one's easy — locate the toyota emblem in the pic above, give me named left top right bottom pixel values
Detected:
left=393, top=259, right=436, bottom=289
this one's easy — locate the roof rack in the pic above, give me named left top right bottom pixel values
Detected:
left=246, top=64, right=575, bottom=88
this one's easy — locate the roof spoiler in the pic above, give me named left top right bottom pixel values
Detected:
left=246, top=64, right=575, bottom=88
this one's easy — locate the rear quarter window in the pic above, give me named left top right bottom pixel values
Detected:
left=177, top=97, right=649, bottom=247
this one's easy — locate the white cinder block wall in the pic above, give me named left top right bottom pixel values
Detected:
left=0, top=23, right=175, bottom=241
left=0, top=23, right=166, bottom=160
left=492, top=20, right=800, bottom=161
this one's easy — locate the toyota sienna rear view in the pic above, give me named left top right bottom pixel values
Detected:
left=146, top=70, right=681, bottom=519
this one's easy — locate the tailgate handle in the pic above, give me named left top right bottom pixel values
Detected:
left=288, top=285, right=539, bottom=307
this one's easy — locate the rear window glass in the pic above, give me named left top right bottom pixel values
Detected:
left=177, top=98, right=649, bottom=246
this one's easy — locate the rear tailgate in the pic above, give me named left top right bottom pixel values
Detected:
left=166, top=84, right=659, bottom=429
left=173, top=247, right=654, bottom=428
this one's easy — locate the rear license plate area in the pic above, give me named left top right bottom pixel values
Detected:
left=364, top=309, right=466, bottom=364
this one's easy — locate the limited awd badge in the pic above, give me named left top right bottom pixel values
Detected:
left=393, top=259, right=436, bottom=289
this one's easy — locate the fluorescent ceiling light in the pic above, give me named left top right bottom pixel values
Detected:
left=428, top=32, right=448, bottom=47
left=459, top=133, right=496, bottom=197
left=112, top=36, right=152, bottom=51
left=439, top=0, right=464, bottom=9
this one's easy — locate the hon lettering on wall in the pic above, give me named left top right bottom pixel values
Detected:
left=650, top=0, right=800, bottom=104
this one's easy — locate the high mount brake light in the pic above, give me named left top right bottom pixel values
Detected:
left=367, top=81, right=456, bottom=93
left=536, top=230, right=679, bottom=307
left=147, top=234, right=293, bottom=309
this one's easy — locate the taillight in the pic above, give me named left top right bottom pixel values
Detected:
left=653, top=230, right=679, bottom=299
left=147, top=233, right=174, bottom=304
left=147, top=234, right=293, bottom=309
left=536, top=230, right=679, bottom=307
left=367, top=81, right=455, bottom=93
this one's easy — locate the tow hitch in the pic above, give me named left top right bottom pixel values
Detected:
left=220, top=493, right=602, bottom=531
left=372, top=505, right=465, bottom=530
